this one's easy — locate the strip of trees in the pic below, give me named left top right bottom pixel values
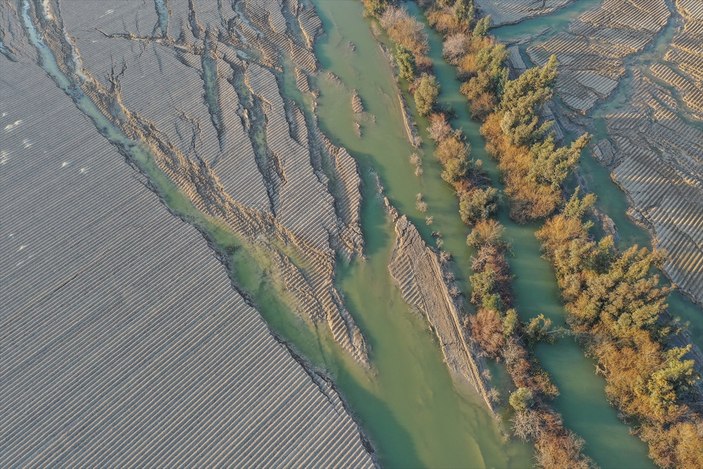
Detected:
left=419, top=1, right=703, bottom=467
left=366, top=2, right=593, bottom=466
left=467, top=220, right=592, bottom=468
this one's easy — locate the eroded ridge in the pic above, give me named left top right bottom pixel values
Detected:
left=0, top=37, right=374, bottom=466
left=4, top=0, right=370, bottom=361
left=386, top=205, right=494, bottom=411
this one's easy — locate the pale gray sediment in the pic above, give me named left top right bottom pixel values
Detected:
left=0, top=42, right=373, bottom=466
left=526, top=0, right=671, bottom=117
left=10, top=0, right=371, bottom=360
left=1, top=0, right=377, bottom=464
left=385, top=203, right=495, bottom=411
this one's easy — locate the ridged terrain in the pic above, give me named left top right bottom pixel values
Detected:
left=0, top=0, right=373, bottom=360
left=0, top=49, right=374, bottom=466
left=602, top=0, right=703, bottom=304
left=386, top=205, right=494, bottom=411
left=475, top=0, right=574, bottom=26
left=527, top=0, right=670, bottom=115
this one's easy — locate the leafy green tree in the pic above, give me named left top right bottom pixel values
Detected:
left=503, top=309, right=519, bottom=337
left=563, top=188, right=596, bottom=219
left=499, top=55, right=559, bottom=146
left=441, top=155, right=471, bottom=184
left=647, top=346, right=697, bottom=419
left=525, top=314, right=554, bottom=343
left=472, top=16, right=490, bottom=37
left=459, top=187, right=498, bottom=225
left=414, top=73, right=440, bottom=116
left=528, top=133, right=590, bottom=187
left=454, top=0, right=475, bottom=26
left=509, top=387, right=534, bottom=412
left=395, top=45, right=416, bottom=81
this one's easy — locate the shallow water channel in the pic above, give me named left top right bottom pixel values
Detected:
left=311, top=0, right=652, bottom=466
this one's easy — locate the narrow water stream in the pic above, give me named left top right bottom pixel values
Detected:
left=489, top=0, right=602, bottom=44
left=416, top=2, right=654, bottom=465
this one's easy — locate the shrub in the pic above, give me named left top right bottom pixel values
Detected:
left=525, top=314, right=553, bottom=344
left=509, top=387, right=534, bottom=412
left=458, top=187, right=498, bottom=225
left=363, top=0, right=394, bottom=17
left=469, top=308, right=504, bottom=358
left=443, top=33, right=470, bottom=64
left=395, top=45, right=416, bottom=81
left=466, top=219, right=505, bottom=249
left=441, top=155, right=471, bottom=184
left=427, top=113, right=452, bottom=141
left=380, top=6, right=429, bottom=57
left=414, top=73, right=440, bottom=116
left=434, top=131, right=468, bottom=164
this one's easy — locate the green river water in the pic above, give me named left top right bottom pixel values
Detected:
left=309, top=0, right=654, bottom=466
left=24, top=0, right=702, bottom=466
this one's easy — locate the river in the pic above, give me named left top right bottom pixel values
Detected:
left=312, top=0, right=652, bottom=466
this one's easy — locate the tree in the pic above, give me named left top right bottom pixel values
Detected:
left=414, top=73, right=440, bottom=116
left=427, top=113, right=452, bottom=141
left=528, top=133, right=590, bottom=188
left=467, top=219, right=505, bottom=249
left=395, top=45, right=416, bottom=81
left=647, top=346, right=697, bottom=419
left=454, top=0, right=475, bottom=27
left=509, top=387, right=534, bottom=412
left=443, top=33, right=469, bottom=64
left=503, top=308, right=519, bottom=337
left=441, top=155, right=471, bottom=184
left=472, top=16, right=490, bottom=38
left=434, top=131, right=468, bottom=164
left=459, top=187, right=498, bottom=225
left=380, top=6, right=429, bottom=57
left=563, top=188, right=596, bottom=219
left=469, top=308, right=504, bottom=358
left=499, top=54, right=559, bottom=146
left=363, top=0, right=394, bottom=17
left=525, top=314, right=554, bottom=343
